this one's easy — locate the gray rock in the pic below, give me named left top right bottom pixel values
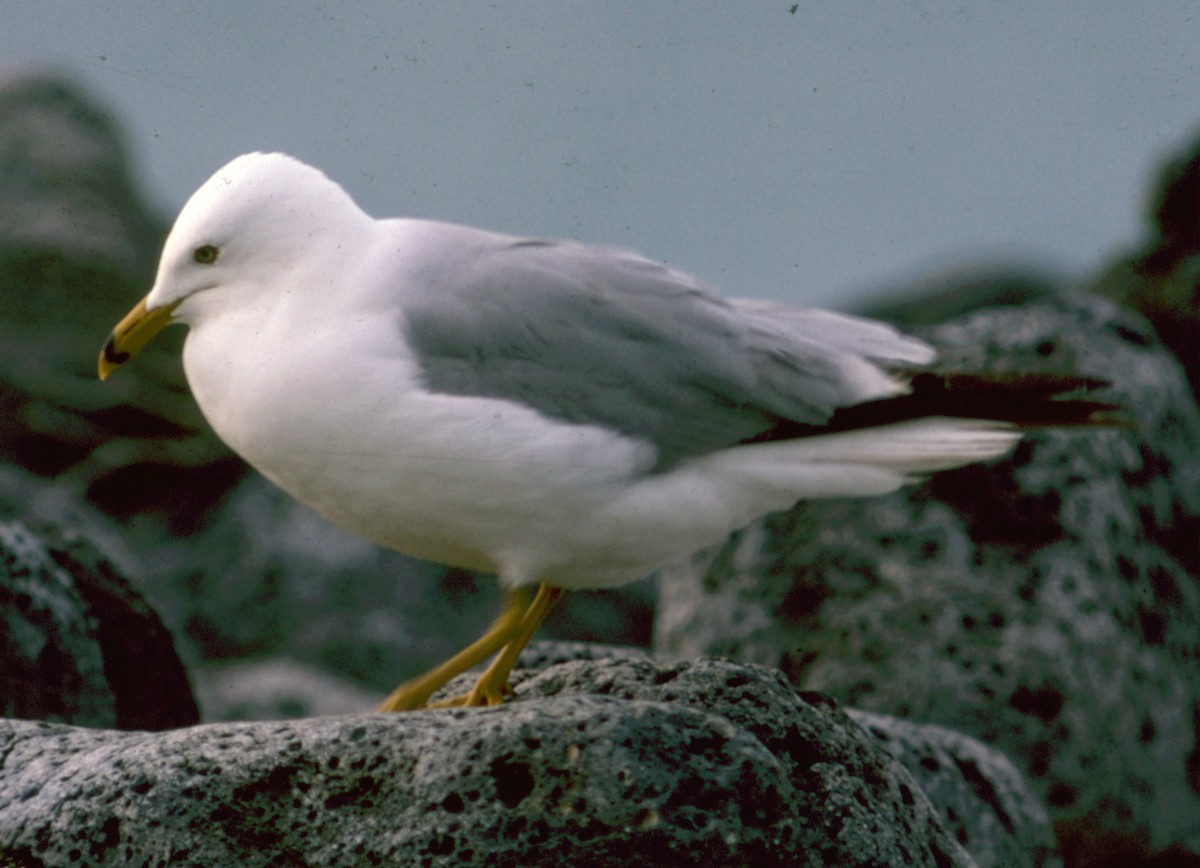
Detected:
left=0, top=517, right=197, bottom=730
left=856, top=265, right=1061, bottom=330
left=192, top=638, right=1056, bottom=865
left=848, top=710, right=1060, bottom=868
left=656, top=294, right=1200, bottom=865
left=0, top=657, right=988, bottom=868
left=504, top=655, right=1059, bottom=868
left=0, top=70, right=161, bottom=276
left=1092, top=127, right=1199, bottom=400
left=0, top=521, right=111, bottom=727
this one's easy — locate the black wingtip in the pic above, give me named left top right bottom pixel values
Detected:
left=921, top=372, right=1134, bottom=429
left=744, top=370, right=1131, bottom=446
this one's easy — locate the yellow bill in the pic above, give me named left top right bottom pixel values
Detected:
left=98, top=297, right=180, bottom=380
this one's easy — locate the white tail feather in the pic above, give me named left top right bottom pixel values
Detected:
left=687, top=416, right=1022, bottom=507
left=772, top=416, right=1022, bottom=474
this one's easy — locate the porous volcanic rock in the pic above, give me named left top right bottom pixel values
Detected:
left=656, top=294, right=1200, bottom=866
left=0, top=656, right=1063, bottom=867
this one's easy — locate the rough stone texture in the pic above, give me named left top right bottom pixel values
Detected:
left=0, top=516, right=197, bottom=731
left=500, top=655, right=1059, bottom=868
left=0, top=656, right=1060, bottom=868
left=656, top=294, right=1200, bottom=866
left=185, top=643, right=1061, bottom=867
left=848, top=710, right=1060, bottom=868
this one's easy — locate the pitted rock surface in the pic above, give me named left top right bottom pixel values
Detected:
left=848, top=709, right=1059, bottom=868
left=656, top=294, right=1200, bottom=865
left=1, top=658, right=994, bottom=868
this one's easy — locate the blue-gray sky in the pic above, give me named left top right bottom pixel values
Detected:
left=4, top=2, right=1197, bottom=306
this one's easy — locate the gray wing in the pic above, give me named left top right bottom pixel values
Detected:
left=401, top=232, right=934, bottom=467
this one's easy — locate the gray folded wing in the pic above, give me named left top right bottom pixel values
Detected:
left=401, top=235, right=934, bottom=468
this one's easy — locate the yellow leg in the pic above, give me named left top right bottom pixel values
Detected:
left=463, top=584, right=564, bottom=707
left=378, top=588, right=532, bottom=712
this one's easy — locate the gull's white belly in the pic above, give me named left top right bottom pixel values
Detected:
left=244, top=393, right=661, bottom=585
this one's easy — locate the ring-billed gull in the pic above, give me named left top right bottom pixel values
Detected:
left=99, top=153, right=1116, bottom=711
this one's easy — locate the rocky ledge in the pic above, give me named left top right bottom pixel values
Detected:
left=0, top=654, right=1056, bottom=868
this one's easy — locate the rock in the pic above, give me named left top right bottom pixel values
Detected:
left=502, top=655, right=1058, bottom=868
left=0, top=656, right=1048, bottom=867
left=193, top=642, right=1059, bottom=865
left=655, top=294, right=1200, bottom=865
left=849, top=710, right=1060, bottom=868
left=1091, top=128, right=1199, bottom=401
left=0, top=521, right=110, bottom=728
left=0, top=70, right=161, bottom=275
left=857, top=265, right=1061, bottom=329
left=0, top=517, right=197, bottom=730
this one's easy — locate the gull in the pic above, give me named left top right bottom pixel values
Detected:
left=99, top=153, right=1115, bottom=711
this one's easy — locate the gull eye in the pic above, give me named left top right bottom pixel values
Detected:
left=193, top=244, right=219, bottom=264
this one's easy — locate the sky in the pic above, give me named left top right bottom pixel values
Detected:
left=2, top=2, right=1197, bottom=308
